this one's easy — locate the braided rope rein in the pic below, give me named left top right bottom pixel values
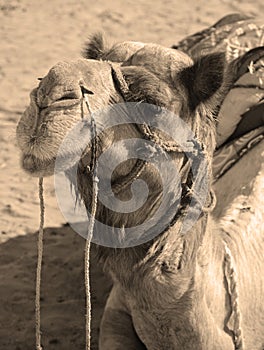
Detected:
left=36, top=177, right=44, bottom=350
left=83, top=93, right=99, bottom=350
left=224, top=244, right=244, bottom=350
left=35, top=95, right=98, bottom=350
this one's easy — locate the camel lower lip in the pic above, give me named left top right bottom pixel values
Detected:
left=22, top=154, right=55, bottom=176
left=45, top=99, right=81, bottom=110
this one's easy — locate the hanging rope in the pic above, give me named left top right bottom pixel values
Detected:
left=84, top=177, right=98, bottom=350
left=36, top=177, right=45, bottom=350
left=83, top=92, right=99, bottom=350
left=224, top=243, right=244, bottom=350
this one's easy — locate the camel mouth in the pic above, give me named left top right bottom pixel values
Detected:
left=39, top=98, right=81, bottom=111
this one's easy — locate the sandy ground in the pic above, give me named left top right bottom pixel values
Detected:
left=0, top=0, right=263, bottom=349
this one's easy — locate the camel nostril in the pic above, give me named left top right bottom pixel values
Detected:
left=56, top=91, right=80, bottom=102
left=30, top=135, right=38, bottom=142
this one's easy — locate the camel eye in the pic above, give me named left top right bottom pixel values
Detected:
left=37, top=77, right=43, bottom=81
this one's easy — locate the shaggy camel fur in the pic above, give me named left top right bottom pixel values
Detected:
left=17, top=23, right=264, bottom=350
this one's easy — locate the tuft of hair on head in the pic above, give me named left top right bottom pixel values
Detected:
left=178, top=52, right=226, bottom=111
left=82, top=32, right=107, bottom=60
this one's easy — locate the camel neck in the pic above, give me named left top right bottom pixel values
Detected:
left=96, top=211, right=210, bottom=289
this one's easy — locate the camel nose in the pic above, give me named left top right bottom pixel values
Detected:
left=36, top=61, right=82, bottom=108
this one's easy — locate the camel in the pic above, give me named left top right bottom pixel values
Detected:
left=16, top=15, right=264, bottom=350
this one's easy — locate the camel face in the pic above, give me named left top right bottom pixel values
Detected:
left=16, top=59, right=121, bottom=177
left=17, top=42, right=225, bottom=188
left=16, top=44, right=226, bottom=236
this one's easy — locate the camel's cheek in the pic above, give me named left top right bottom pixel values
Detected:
left=39, top=108, right=84, bottom=159
left=16, top=104, right=38, bottom=152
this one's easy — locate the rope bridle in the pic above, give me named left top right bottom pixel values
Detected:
left=34, top=62, right=242, bottom=350
left=109, top=63, right=243, bottom=350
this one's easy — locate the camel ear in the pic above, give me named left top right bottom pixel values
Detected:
left=82, top=33, right=107, bottom=60
left=179, top=52, right=225, bottom=110
left=120, top=66, right=172, bottom=106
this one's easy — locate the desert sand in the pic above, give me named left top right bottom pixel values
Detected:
left=0, top=0, right=263, bottom=349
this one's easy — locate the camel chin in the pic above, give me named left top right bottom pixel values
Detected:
left=20, top=154, right=56, bottom=177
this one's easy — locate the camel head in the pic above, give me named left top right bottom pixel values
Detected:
left=17, top=35, right=226, bottom=244
left=16, top=58, right=125, bottom=177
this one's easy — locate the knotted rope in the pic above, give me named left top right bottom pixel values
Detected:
left=138, top=122, right=217, bottom=214
left=224, top=243, right=244, bottom=350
